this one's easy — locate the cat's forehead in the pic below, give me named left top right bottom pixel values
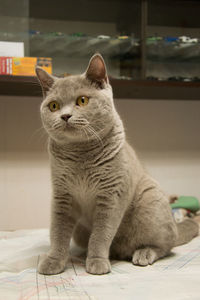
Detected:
left=48, top=74, right=100, bottom=102
left=54, top=75, right=89, bottom=92
left=46, top=73, right=112, bottom=102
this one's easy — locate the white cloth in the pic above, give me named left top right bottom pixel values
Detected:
left=0, top=229, right=200, bottom=300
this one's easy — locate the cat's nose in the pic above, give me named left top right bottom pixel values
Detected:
left=61, top=114, right=72, bottom=122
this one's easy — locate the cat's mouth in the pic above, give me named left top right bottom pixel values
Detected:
left=67, top=118, right=89, bottom=129
left=62, top=122, right=88, bottom=133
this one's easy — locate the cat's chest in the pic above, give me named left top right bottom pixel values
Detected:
left=62, top=160, right=100, bottom=204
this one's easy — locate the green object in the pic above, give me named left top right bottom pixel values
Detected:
left=170, top=196, right=200, bottom=212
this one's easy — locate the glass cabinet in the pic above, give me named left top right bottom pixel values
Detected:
left=1, top=0, right=200, bottom=99
left=147, top=0, right=200, bottom=81
left=0, top=0, right=142, bottom=78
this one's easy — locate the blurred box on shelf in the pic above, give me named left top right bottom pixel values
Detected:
left=0, top=57, right=52, bottom=76
left=0, top=41, right=24, bottom=57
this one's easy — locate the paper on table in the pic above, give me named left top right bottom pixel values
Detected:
left=0, top=229, right=200, bottom=300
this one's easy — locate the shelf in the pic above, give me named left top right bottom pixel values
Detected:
left=0, top=75, right=42, bottom=97
left=0, top=75, right=200, bottom=100
left=111, top=78, right=200, bottom=100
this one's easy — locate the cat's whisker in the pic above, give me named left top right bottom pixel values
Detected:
left=52, top=121, right=63, bottom=130
left=28, top=126, right=47, bottom=144
left=53, top=125, right=61, bottom=130
left=93, top=124, right=104, bottom=133
left=82, top=127, right=90, bottom=143
left=89, top=127, right=103, bottom=145
left=86, top=125, right=104, bottom=148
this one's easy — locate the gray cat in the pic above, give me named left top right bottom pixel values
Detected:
left=36, top=54, right=198, bottom=275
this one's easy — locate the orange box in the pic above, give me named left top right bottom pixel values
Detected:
left=0, top=57, right=52, bottom=75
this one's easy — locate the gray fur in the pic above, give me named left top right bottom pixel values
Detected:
left=36, top=54, right=199, bottom=275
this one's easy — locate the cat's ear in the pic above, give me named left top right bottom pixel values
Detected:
left=35, top=67, right=56, bottom=97
left=85, top=53, right=108, bottom=88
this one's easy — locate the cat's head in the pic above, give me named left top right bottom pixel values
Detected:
left=36, top=54, right=116, bottom=144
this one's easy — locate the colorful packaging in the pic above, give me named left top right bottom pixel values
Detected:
left=0, top=57, right=52, bottom=75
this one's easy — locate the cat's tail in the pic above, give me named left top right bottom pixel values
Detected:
left=175, top=219, right=199, bottom=246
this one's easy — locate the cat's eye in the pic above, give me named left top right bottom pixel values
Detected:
left=76, top=96, right=89, bottom=107
left=48, top=101, right=60, bottom=112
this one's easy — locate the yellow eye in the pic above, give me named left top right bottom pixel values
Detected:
left=49, top=101, right=60, bottom=112
left=76, top=96, right=89, bottom=107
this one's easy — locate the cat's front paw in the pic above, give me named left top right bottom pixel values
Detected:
left=38, top=254, right=66, bottom=275
left=86, top=257, right=111, bottom=275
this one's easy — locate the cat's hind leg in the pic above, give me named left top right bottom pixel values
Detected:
left=115, top=178, right=178, bottom=267
left=132, top=247, right=165, bottom=266
left=130, top=180, right=177, bottom=266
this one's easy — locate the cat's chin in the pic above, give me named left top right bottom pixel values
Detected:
left=50, top=128, right=86, bottom=144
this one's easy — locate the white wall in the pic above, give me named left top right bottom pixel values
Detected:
left=115, top=99, right=200, bottom=198
left=0, top=96, right=51, bottom=230
left=1, top=95, right=200, bottom=230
